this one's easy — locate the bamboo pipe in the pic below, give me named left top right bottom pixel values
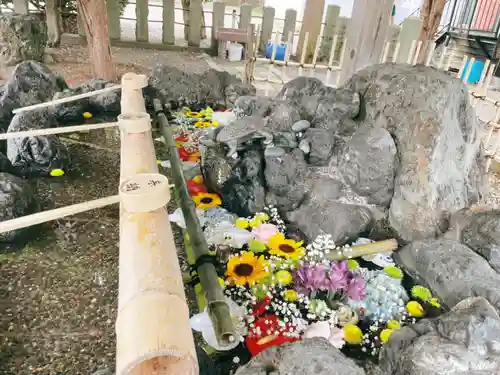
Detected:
left=116, top=173, right=198, bottom=375
left=326, top=239, right=398, bottom=261
left=0, top=122, right=118, bottom=140
left=153, top=99, right=236, bottom=347
left=121, top=73, right=148, bottom=115
left=12, top=85, right=122, bottom=114
left=0, top=195, right=119, bottom=234
left=118, top=112, right=159, bottom=181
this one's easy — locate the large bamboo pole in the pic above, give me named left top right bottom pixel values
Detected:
left=121, top=73, right=148, bottom=115
left=116, top=172, right=198, bottom=375
left=118, top=112, right=159, bottom=179
left=153, top=99, right=237, bottom=347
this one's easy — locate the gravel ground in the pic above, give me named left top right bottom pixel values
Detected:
left=0, top=47, right=209, bottom=375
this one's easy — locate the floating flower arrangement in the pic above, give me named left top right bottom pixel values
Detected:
left=166, top=108, right=444, bottom=364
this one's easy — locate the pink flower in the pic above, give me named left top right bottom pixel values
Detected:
left=303, top=321, right=345, bottom=349
left=345, top=275, right=366, bottom=301
left=252, top=223, right=280, bottom=243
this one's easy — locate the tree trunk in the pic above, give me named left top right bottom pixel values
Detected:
left=416, top=0, right=446, bottom=64
left=45, top=0, right=62, bottom=47
left=181, top=0, right=206, bottom=41
left=77, top=0, right=116, bottom=81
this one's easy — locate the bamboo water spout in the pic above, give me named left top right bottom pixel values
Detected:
left=153, top=98, right=237, bottom=348
left=116, top=173, right=198, bottom=375
left=121, top=73, right=148, bottom=115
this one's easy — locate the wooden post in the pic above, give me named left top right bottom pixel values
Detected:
left=259, top=6, right=275, bottom=53
left=136, top=0, right=149, bottom=42
left=77, top=0, right=117, bottom=81
left=106, top=0, right=121, bottom=40
left=45, top=0, right=62, bottom=47
left=282, top=8, right=297, bottom=43
left=396, top=17, right=422, bottom=64
left=211, top=1, right=225, bottom=50
left=339, top=0, right=393, bottom=84
left=320, top=5, right=340, bottom=59
left=13, top=0, right=28, bottom=14
left=240, top=4, right=253, bottom=30
left=416, top=0, right=446, bottom=64
left=188, top=0, right=203, bottom=47
left=297, top=0, right=325, bottom=63
left=163, top=0, right=175, bottom=44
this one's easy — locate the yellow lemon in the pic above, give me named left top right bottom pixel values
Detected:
left=283, top=289, right=298, bottom=302
left=248, top=239, right=267, bottom=253
left=235, top=218, right=250, bottom=229
left=344, top=324, right=363, bottom=345
left=275, top=270, right=292, bottom=286
left=49, top=169, right=65, bottom=177
left=380, top=329, right=393, bottom=344
left=249, top=217, right=263, bottom=227
left=407, top=301, right=425, bottom=318
left=387, top=320, right=401, bottom=330
left=347, top=259, right=359, bottom=270
left=82, top=111, right=92, bottom=119
left=256, top=212, right=269, bottom=221
left=384, top=266, right=403, bottom=279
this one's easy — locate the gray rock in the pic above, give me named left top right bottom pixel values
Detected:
left=0, top=14, right=47, bottom=66
left=274, top=76, right=328, bottom=106
left=394, top=238, right=500, bottom=311
left=273, top=132, right=298, bottom=149
left=0, top=172, right=38, bottom=242
left=266, top=102, right=301, bottom=132
left=291, top=119, right=311, bottom=132
left=446, top=208, right=500, bottom=273
left=201, top=144, right=235, bottom=193
left=298, top=138, right=311, bottom=154
left=7, top=109, right=71, bottom=177
left=338, top=127, right=397, bottom=206
left=287, top=197, right=373, bottom=243
left=235, top=338, right=365, bottom=375
left=83, top=78, right=121, bottom=113
left=264, top=146, right=286, bottom=157
left=312, top=88, right=361, bottom=132
left=0, top=60, right=67, bottom=130
left=233, top=95, right=273, bottom=118
left=90, top=370, right=113, bottom=375
left=147, top=64, right=255, bottom=109
left=303, top=128, right=335, bottom=166
left=379, top=296, right=500, bottom=375
left=343, top=63, right=487, bottom=242
left=265, top=149, right=309, bottom=210
left=215, top=115, right=267, bottom=144
left=298, top=95, right=321, bottom=121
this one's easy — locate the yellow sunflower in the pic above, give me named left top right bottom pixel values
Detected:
left=268, top=233, right=305, bottom=260
left=226, top=251, right=270, bottom=286
left=193, top=193, right=222, bottom=209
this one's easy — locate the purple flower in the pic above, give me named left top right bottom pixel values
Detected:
left=294, top=263, right=328, bottom=295
left=327, top=261, right=350, bottom=291
left=345, top=274, right=366, bottom=301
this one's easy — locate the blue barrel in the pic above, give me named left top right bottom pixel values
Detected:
left=461, top=59, right=486, bottom=85
left=265, top=42, right=287, bottom=61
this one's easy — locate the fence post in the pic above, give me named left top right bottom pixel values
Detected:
left=259, top=6, right=275, bottom=53
left=297, top=0, right=325, bottom=62
left=396, top=17, right=422, bottom=64
left=282, top=8, right=297, bottom=43
left=162, top=0, right=175, bottom=44
left=106, top=0, right=121, bottom=40
left=339, top=0, right=393, bottom=84
left=320, top=5, right=340, bottom=59
left=13, top=0, right=28, bottom=14
left=136, top=0, right=149, bottom=42
left=211, top=1, right=225, bottom=50
left=188, top=0, right=203, bottom=47
left=385, top=24, right=400, bottom=62
left=240, top=4, right=253, bottom=30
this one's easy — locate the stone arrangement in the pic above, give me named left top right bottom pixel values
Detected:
left=1, top=59, right=500, bottom=375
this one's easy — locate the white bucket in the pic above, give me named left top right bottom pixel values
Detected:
left=228, top=43, right=244, bottom=62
